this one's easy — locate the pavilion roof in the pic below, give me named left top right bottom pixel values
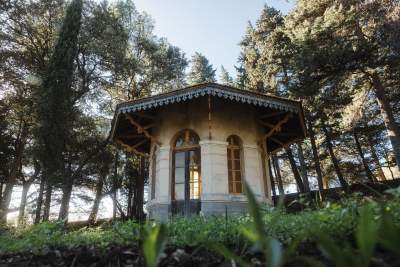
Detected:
left=111, top=83, right=306, bottom=156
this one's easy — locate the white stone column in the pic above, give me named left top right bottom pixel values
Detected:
left=243, top=144, right=267, bottom=202
left=199, top=140, right=229, bottom=201
left=156, top=145, right=171, bottom=204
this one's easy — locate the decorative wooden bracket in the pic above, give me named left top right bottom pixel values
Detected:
left=124, top=114, right=160, bottom=145
left=263, top=113, right=292, bottom=140
left=115, top=139, right=149, bottom=158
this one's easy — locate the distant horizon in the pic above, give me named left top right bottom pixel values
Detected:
left=133, top=0, right=294, bottom=80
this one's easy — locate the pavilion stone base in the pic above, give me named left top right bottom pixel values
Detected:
left=148, top=203, right=170, bottom=222
left=147, top=200, right=250, bottom=221
left=201, top=200, right=248, bottom=217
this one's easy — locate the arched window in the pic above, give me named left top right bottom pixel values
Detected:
left=172, top=130, right=201, bottom=202
left=227, top=135, right=243, bottom=194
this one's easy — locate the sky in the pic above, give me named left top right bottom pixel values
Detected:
left=134, top=0, right=294, bottom=80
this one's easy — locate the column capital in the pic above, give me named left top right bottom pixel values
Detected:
left=199, top=140, right=228, bottom=146
left=158, top=145, right=171, bottom=151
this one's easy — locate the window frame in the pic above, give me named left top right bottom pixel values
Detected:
left=227, top=135, right=244, bottom=194
left=171, top=129, right=202, bottom=201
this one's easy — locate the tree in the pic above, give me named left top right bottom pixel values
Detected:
left=236, top=22, right=257, bottom=90
left=283, top=0, right=400, bottom=172
left=0, top=101, right=14, bottom=220
left=36, top=0, right=83, bottom=221
left=0, top=0, right=64, bottom=223
left=187, top=52, right=216, bottom=84
left=219, top=65, right=234, bottom=86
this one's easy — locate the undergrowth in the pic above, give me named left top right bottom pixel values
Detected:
left=1, top=186, right=400, bottom=266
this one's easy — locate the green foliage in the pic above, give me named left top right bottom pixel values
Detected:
left=143, top=223, right=167, bottom=267
left=187, top=52, right=216, bottom=84
left=0, top=192, right=400, bottom=266
left=219, top=65, right=234, bottom=86
left=37, top=0, right=83, bottom=178
left=168, top=216, right=243, bottom=247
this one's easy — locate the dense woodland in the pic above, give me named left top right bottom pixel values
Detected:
left=0, top=0, right=399, bottom=227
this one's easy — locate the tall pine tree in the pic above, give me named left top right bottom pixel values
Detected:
left=187, top=52, right=216, bottom=84
left=36, top=0, right=83, bottom=221
left=219, top=65, right=234, bottom=86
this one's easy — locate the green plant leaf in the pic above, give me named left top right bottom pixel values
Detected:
left=317, top=233, right=352, bottom=267
left=243, top=182, right=266, bottom=243
left=378, top=207, right=400, bottom=254
left=356, top=205, right=378, bottom=265
left=143, top=224, right=167, bottom=267
left=267, top=238, right=283, bottom=267
left=240, top=226, right=258, bottom=243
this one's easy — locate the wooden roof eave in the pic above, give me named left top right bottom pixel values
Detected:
left=115, top=83, right=302, bottom=116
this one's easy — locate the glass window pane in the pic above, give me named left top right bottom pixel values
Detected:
left=175, top=167, right=185, bottom=183
left=228, top=170, right=233, bottom=181
left=233, top=160, right=241, bottom=170
left=175, top=183, right=184, bottom=200
left=228, top=136, right=233, bottom=145
left=175, top=152, right=185, bottom=167
left=175, top=136, right=184, bottom=147
left=188, top=134, right=199, bottom=145
left=189, top=150, right=200, bottom=166
left=228, top=159, right=232, bottom=170
left=235, top=171, right=242, bottom=182
left=233, top=149, right=240, bottom=159
left=235, top=182, right=243, bottom=193
left=189, top=150, right=201, bottom=199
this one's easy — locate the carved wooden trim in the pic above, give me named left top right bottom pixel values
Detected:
left=263, top=113, right=292, bottom=140
left=115, top=139, right=149, bottom=158
left=125, top=114, right=160, bottom=145
left=117, top=85, right=301, bottom=115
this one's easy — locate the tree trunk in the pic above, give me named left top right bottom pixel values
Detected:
left=127, top=174, right=134, bottom=219
left=0, top=121, right=27, bottom=223
left=296, top=142, right=310, bottom=192
left=285, top=147, right=305, bottom=193
left=321, top=121, right=349, bottom=189
left=0, top=183, right=15, bottom=223
left=272, top=154, right=284, bottom=195
left=88, top=176, right=104, bottom=224
left=307, top=119, right=324, bottom=191
left=370, top=72, right=400, bottom=172
left=0, top=181, right=3, bottom=206
left=34, top=177, right=46, bottom=224
left=353, top=131, right=375, bottom=183
left=268, top=158, right=276, bottom=197
left=323, top=176, right=329, bottom=189
left=58, top=178, right=73, bottom=221
left=18, top=181, right=32, bottom=227
left=134, top=156, right=145, bottom=222
left=382, top=145, right=396, bottom=180
left=112, top=151, right=119, bottom=220
left=42, top=182, right=53, bottom=221
left=368, top=136, right=386, bottom=181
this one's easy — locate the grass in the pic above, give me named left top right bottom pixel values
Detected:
left=1, top=186, right=400, bottom=266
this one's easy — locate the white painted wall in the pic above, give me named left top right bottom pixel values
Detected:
left=147, top=96, right=271, bottom=212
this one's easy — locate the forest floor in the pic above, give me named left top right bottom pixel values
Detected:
left=1, top=188, right=400, bottom=267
